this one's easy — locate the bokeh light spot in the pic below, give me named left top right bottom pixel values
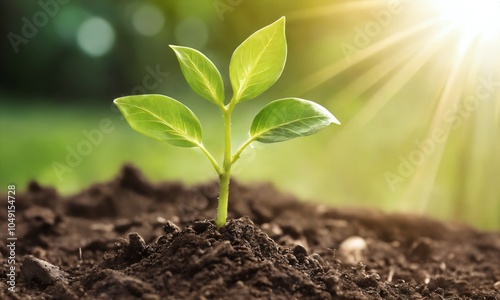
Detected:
left=132, top=5, right=165, bottom=36
left=174, top=17, right=209, bottom=49
left=77, top=17, right=115, bottom=57
left=54, top=6, right=89, bottom=42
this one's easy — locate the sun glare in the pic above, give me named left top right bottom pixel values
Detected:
left=430, top=0, right=500, bottom=39
left=288, top=0, right=500, bottom=226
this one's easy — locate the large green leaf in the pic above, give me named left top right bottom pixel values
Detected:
left=250, top=98, right=340, bottom=143
left=114, top=94, right=202, bottom=147
left=170, top=45, right=225, bottom=107
left=230, top=17, right=287, bottom=103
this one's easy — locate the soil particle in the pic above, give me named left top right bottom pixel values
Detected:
left=408, top=237, right=435, bottom=262
left=1, top=165, right=499, bottom=299
left=88, top=269, right=158, bottom=299
left=20, top=256, right=68, bottom=286
left=338, top=236, right=367, bottom=264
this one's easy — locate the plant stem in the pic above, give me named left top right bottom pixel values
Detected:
left=216, top=171, right=230, bottom=228
left=197, top=143, right=222, bottom=175
left=232, top=137, right=256, bottom=164
left=215, top=101, right=236, bottom=228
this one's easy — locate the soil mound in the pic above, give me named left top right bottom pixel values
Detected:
left=1, top=165, right=499, bottom=299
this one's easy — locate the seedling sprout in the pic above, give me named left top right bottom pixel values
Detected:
left=114, top=17, right=340, bottom=228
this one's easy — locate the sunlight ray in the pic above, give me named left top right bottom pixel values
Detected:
left=496, top=92, right=500, bottom=128
left=400, top=35, right=476, bottom=212
left=427, top=35, right=477, bottom=127
left=466, top=97, right=494, bottom=220
left=291, top=17, right=444, bottom=95
left=334, top=43, right=420, bottom=105
left=493, top=46, right=500, bottom=126
left=334, top=26, right=455, bottom=135
left=287, top=0, right=387, bottom=21
left=290, top=0, right=500, bottom=227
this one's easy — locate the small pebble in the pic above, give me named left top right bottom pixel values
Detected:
left=316, top=205, right=327, bottom=213
left=91, top=223, right=114, bottom=232
left=440, top=262, right=446, bottom=271
left=493, top=281, right=500, bottom=290
left=338, top=236, right=367, bottom=264
left=325, top=219, right=348, bottom=228
left=391, top=241, right=401, bottom=248
left=261, top=223, right=283, bottom=236
left=21, top=256, right=68, bottom=286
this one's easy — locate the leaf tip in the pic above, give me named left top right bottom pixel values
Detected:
left=276, top=16, right=286, bottom=30
left=330, top=115, right=341, bottom=125
left=324, top=110, right=341, bottom=125
left=169, top=45, right=180, bottom=53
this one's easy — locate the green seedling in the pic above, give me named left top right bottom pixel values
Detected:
left=114, top=17, right=340, bottom=228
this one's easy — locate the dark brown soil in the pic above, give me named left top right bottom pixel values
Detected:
left=1, top=165, right=499, bottom=299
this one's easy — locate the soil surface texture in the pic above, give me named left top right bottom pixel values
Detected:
left=1, top=165, right=499, bottom=299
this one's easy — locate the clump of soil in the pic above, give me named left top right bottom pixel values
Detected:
left=1, top=165, right=499, bottom=299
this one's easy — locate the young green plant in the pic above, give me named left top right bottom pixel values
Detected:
left=114, top=17, right=340, bottom=228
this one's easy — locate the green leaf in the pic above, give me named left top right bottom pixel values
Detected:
left=170, top=45, right=225, bottom=107
left=114, top=94, right=202, bottom=147
left=250, top=98, right=340, bottom=143
left=230, top=17, right=287, bottom=103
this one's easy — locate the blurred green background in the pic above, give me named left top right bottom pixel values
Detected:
left=1, top=0, right=499, bottom=229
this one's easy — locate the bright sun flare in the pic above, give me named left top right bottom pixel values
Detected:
left=430, top=0, right=500, bottom=39
left=288, top=0, right=500, bottom=223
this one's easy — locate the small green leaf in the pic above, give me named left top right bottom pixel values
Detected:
left=114, top=94, right=202, bottom=147
left=230, top=17, right=287, bottom=103
left=170, top=45, right=225, bottom=107
left=250, top=98, right=340, bottom=143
